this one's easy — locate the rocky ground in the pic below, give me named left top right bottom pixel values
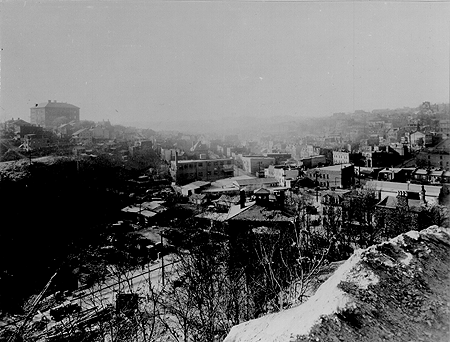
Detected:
left=224, top=225, right=450, bottom=342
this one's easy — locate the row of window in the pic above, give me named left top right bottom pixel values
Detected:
left=185, top=170, right=218, bottom=177
left=180, top=160, right=232, bottom=169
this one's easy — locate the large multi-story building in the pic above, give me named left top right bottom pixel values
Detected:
left=30, top=100, right=80, bottom=128
left=333, top=151, right=350, bottom=165
left=416, top=139, right=450, bottom=169
left=171, top=157, right=234, bottom=184
left=306, top=164, right=354, bottom=189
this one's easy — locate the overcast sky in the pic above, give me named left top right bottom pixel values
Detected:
left=1, top=0, right=449, bottom=127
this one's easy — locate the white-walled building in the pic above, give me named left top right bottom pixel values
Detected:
left=333, top=151, right=350, bottom=165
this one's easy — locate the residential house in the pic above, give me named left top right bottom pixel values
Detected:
left=408, top=131, right=426, bottom=148
left=374, top=188, right=427, bottom=233
left=264, top=165, right=299, bottom=187
left=56, top=123, right=75, bottom=138
left=72, top=128, right=93, bottom=144
left=377, top=168, right=410, bottom=183
left=415, top=139, right=449, bottom=169
left=92, top=125, right=110, bottom=140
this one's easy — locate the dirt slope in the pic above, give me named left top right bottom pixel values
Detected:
left=224, top=225, right=450, bottom=342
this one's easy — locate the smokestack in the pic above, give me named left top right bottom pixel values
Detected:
left=239, top=189, right=246, bottom=209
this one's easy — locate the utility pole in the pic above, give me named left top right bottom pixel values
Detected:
left=160, top=231, right=165, bottom=287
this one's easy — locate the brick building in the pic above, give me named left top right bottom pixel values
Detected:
left=306, top=164, right=354, bottom=189
left=416, top=139, right=450, bottom=169
left=30, top=100, right=80, bottom=128
left=171, top=157, right=234, bottom=184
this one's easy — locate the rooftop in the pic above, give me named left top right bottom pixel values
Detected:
left=366, top=180, right=442, bottom=198
left=230, top=205, right=294, bottom=222
left=314, top=164, right=353, bottom=172
left=234, top=177, right=278, bottom=186
left=196, top=201, right=256, bottom=222
left=32, top=100, right=80, bottom=109
left=376, top=195, right=423, bottom=211
left=176, top=158, right=232, bottom=164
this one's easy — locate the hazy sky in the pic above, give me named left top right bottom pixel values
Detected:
left=1, top=0, right=449, bottom=128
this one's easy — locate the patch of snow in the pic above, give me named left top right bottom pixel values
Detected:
left=224, top=250, right=378, bottom=342
left=382, top=258, right=395, bottom=267
left=400, top=252, right=413, bottom=266
left=405, top=231, right=420, bottom=240
left=345, top=250, right=379, bottom=289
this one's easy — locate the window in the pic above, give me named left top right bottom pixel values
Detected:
left=198, top=172, right=203, bottom=176
left=214, top=162, right=218, bottom=166
left=207, top=171, right=211, bottom=176
left=213, top=171, right=218, bottom=175
left=198, top=163, right=203, bottom=167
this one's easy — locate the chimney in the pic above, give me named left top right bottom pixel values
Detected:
left=420, top=185, right=427, bottom=205
left=239, top=189, right=246, bottom=209
left=396, top=191, right=408, bottom=210
left=48, top=100, right=51, bottom=103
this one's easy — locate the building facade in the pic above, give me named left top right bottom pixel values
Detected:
left=306, top=164, right=354, bottom=189
left=171, top=158, right=234, bottom=184
left=333, top=151, right=350, bottom=165
left=30, top=100, right=80, bottom=128
left=240, top=156, right=275, bottom=176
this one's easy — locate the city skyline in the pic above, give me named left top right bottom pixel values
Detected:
left=1, top=1, right=449, bottom=129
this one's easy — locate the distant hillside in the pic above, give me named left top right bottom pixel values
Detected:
left=224, top=225, right=450, bottom=342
